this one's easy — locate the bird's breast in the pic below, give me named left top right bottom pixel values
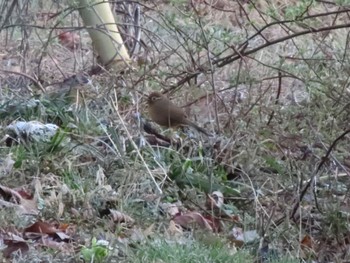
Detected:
left=149, top=103, right=184, bottom=127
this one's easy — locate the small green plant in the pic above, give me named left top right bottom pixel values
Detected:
left=62, top=170, right=84, bottom=190
left=284, top=0, right=314, bottom=20
left=47, top=128, right=67, bottom=153
left=13, top=145, right=27, bottom=169
left=80, top=237, right=110, bottom=263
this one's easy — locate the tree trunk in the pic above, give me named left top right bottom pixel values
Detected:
left=78, top=0, right=131, bottom=72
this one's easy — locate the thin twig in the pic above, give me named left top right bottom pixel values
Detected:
left=275, top=128, right=350, bottom=226
left=266, top=71, right=282, bottom=126
left=0, top=69, right=45, bottom=93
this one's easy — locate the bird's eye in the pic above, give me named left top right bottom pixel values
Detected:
left=151, top=96, right=158, bottom=101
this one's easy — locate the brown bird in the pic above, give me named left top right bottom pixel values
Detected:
left=147, top=92, right=211, bottom=136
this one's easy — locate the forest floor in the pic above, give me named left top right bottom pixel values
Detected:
left=0, top=0, right=350, bottom=262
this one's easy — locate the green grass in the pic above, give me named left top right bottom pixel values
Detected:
left=128, top=238, right=300, bottom=263
left=130, top=239, right=251, bottom=263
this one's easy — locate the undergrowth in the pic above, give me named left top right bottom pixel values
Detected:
left=0, top=0, right=350, bottom=262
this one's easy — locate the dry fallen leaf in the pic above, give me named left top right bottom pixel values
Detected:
left=24, top=221, right=59, bottom=235
left=173, top=211, right=213, bottom=231
left=300, top=234, right=315, bottom=259
left=109, top=209, right=135, bottom=224
left=24, top=221, right=73, bottom=242
left=3, top=239, right=29, bottom=258
left=0, top=184, right=38, bottom=215
left=167, top=220, right=183, bottom=237
left=58, top=31, right=80, bottom=51
left=0, top=231, right=29, bottom=258
left=143, top=223, right=155, bottom=238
